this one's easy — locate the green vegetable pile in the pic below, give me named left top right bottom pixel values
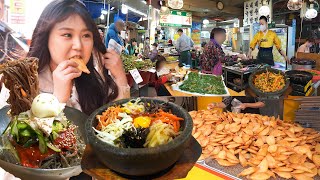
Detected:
left=179, top=72, right=227, bottom=95
left=121, top=54, right=155, bottom=73
left=8, top=114, right=70, bottom=154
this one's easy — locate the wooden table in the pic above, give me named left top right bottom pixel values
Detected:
left=164, top=83, right=245, bottom=96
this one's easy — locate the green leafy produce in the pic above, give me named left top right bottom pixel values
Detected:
left=179, top=72, right=227, bottom=95
left=166, top=56, right=178, bottom=61
left=121, top=54, right=155, bottom=72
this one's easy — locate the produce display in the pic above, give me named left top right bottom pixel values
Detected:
left=190, top=110, right=320, bottom=180
left=166, top=56, right=178, bottom=62
left=121, top=54, right=154, bottom=73
left=93, top=99, right=184, bottom=148
left=0, top=59, right=84, bottom=169
left=179, top=72, right=227, bottom=95
left=253, top=70, right=286, bottom=93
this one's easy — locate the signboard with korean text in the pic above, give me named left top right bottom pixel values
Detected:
left=160, top=10, right=192, bottom=27
left=243, top=0, right=272, bottom=27
left=10, top=0, right=25, bottom=24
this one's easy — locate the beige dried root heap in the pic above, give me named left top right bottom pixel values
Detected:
left=189, top=110, right=320, bottom=180
left=0, top=58, right=39, bottom=116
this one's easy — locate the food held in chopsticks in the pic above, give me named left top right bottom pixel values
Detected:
left=189, top=110, right=320, bottom=180
left=0, top=58, right=85, bottom=169
left=0, top=58, right=39, bottom=116
left=94, top=99, right=183, bottom=148
left=253, top=70, right=285, bottom=92
left=70, top=57, right=90, bottom=74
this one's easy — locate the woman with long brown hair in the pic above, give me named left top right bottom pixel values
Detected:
left=1, top=0, right=130, bottom=115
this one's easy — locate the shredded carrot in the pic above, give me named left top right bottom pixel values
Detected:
left=96, top=106, right=123, bottom=130
left=153, top=110, right=184, bottom=132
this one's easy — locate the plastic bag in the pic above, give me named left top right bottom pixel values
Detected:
left=231, top=98, right=242, bottom=113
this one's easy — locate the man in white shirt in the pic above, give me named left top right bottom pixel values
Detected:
left=175, top=29, right=194, bottom=67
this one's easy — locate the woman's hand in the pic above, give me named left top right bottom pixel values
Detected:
left=247, top=49, right=253, bottom=59
left=52, top=60, right=82, bottom=103
left=237, top=54, right=247, bottom=60
left=102, top=49, right=128, bottom=86
left=284, top=56, right=290, bottom=63
left=239, top=103, right=247, bottom=110
left=207, top=102, right=226, bottom=109
left=165, top=73, right=173, bottom=80
left=207, top=103, right=217, bottom=110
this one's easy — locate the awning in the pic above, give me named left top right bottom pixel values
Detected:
left=83, top=1, right=142, bottom=23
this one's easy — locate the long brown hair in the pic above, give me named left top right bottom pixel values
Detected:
left=27, top=0, right=119, bottom=115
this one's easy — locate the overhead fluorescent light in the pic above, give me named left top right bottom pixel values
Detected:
left=100, top=14, right=105, bottom=20
left=305, top=3, right=318, bottom=19
left=259, top=5, right=270, bottom=16
left=203, top=19, right=209, bottom=25
left=101, top=8, right=108, bottom=15
left=125, top=4, right=148, bottom=17
left=110, top=7, right=115, bottom=10
left=122, top=4, right=128, bottom=14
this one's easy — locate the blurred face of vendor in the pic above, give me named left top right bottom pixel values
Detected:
left=306, top=41, right=314, bottom=48
left=132, top=41, right=137, bottom=47
left=215, top=32, right=226, bottom=45
left=152, top=44, right=157, bottom=50
left=259, top=18, right=268, bottom=32
left=156, top=61, right=165, bottom=71
left=115, top=20, right=125, bottom=32
left=48, top=14, right=93, bottom=70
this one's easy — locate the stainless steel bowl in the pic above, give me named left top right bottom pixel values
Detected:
left=0, top=106, right=87, bottom=180
left=292, top=64, right=313, bottom=70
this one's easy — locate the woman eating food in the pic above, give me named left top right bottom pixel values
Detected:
left=0, top=0, right=130, bottom=115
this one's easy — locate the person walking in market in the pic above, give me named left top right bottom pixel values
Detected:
left=127, top=38, right=138, bottom=56
left=142, top=37, right=151, bottom=59
left=297, top=36, right=315, bottom=53
left=105, top=17, right=128, bottom=54
left=200, top=28, right=246, bottom=75
left=175, top=29, right=194, bottom=67
left=247, top=16, right=289, bottom=66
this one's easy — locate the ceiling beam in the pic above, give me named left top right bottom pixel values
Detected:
left=182, top=0, right=243, bottom=16
left=227, top=0, right=245, bottom=6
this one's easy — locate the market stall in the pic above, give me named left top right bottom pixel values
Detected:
left=162, top=61, right=246, bottom=96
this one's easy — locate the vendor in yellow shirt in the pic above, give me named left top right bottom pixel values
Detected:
left=248, top=16, right=289, bottom=66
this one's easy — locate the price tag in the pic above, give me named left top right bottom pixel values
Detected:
left=129, top=68, right=143, bottom=84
